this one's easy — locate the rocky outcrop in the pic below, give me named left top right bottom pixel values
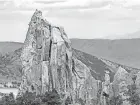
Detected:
left=19, top=10, right=99, bottom=104
left=21, top=9, right=140, bottom=105
left=98, top=71, right=111, bottom=105
left=136, top=71, right=140, bottom=97
left=113, top=67, right=133, bottom=105
left=73, top=58, right=98, bottom=104
left=19, top=9, right=73, bottom=96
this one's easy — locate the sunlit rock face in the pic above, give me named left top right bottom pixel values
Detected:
left=19, top=10, right=98, bottom=104
left=113, top=67, right=132, bottom=105
left=20, top=10, right=73, bottom=95
left=136, top=71, right=140, bottom=96
left=73, top=58, right=98, bottom=104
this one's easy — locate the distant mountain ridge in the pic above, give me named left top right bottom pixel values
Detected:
left=105, top=30, right=140, bottom=39
left=71, top=38, right=140, bottom=68
left=0, top=42, right=23, bottom=54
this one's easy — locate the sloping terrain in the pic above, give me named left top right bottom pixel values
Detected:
left=0, top=47, right=22, bottom=82
left=0, top=42, right=139, bottom=82
left=71, top=38, right=140, bottom=68
left=0, top=42, right=23, bottom=54
left=73, top=48, right=115, bottom=81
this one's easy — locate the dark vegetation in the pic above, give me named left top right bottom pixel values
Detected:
left=0, top=89, right=64, bottom=105
left=110, top=95, right=123, bottom=105
left=109, top=74, right=140, bottom=105
left=127, top=75, right=140, bottom=105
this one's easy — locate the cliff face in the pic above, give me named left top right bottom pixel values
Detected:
left=20, top=9, right=72, bottom=94
left=73, top=58, right=99, bottom=104
left=113, top=67, right=133, bottom=105
left=136, top=71, right=140, bottom=97
left=19, top=10, right=99, bottom=104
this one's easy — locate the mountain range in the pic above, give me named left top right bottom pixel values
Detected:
left=71, top=38, right=140, bottom=69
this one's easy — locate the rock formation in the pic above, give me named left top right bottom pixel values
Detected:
left=98, top=70, right=110, bottom=105
left=19, top=10, right=99, bottom=104
left=21, top=9, right=139, bottom=105
left=113, top=67, right=133, bottom=105
left=136, top=71, right=140, bottom=97
left=19, top=9, right=73, bottom=97
left=73, top=58, right=98, bottom=104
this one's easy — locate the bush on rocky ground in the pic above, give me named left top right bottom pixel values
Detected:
left=127, top=75, right=140, bottom=105
left=0, top=89, right=62, bottom=105
left=65, top=96, right=72, bottom=105
left=0, top=93, right=16, bottom=105
left=42, top=89, right=62, bottom=105
left=110, top=95, right=123, bottom=105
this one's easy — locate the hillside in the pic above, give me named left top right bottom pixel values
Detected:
left=0, top=42, right=139, bottom=82
left=0, top=47, right=22, bottom=82
left=71, top=38, right=140, bottom=68
left=0, top=42, right=23, bottom=54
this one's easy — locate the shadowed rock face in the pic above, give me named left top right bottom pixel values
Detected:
left=19, top=10, right=98, bottom=104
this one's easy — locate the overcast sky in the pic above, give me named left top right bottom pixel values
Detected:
left=0, top=0, right=140, bottom=42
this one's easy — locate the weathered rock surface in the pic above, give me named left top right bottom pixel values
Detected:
left=19, top=10, right=99, bottom=104
left=113, top=67, right=133, bottom=105
left=73, top=58, right=98, bottom=104
left=20, top=9, right=73, bottom=95
left=18, top=9, right=140, bottom=105
left=135, top=71, right=140, bottom=96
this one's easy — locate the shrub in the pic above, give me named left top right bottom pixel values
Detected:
left=78, top=98, right=85, bottom=105
left=0, top=89, right=62, bottom=105
left=127, top=84, right=140, bottom=105
left=110, top=95, right=123, bottom=105
left=42, top=89, right=62, bottom=105
left=0, top=93, right=16, bottom=105
left=16, top=91, right=43, bottom=105
left=65, top=96, right=72, bottom=105
left=16, top=91, right=36, bottom=105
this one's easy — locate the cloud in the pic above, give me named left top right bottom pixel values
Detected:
left=35, top=0, right=67, bottom=4
left=0, top=0, right=139, bottom=21
left=1, top=0, right=140, bottom=25
left=0, top=0, right=113, bottom=11
left=0, top=0, right=140, bottom=11
left=38, top=0, right=113, bottom=10
left=1, top=0, right=140, bottom=41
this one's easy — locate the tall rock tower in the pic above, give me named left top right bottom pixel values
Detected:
left=19, top=10, right=100, bottom=105
left=19, top=10, right=73, bottom=96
